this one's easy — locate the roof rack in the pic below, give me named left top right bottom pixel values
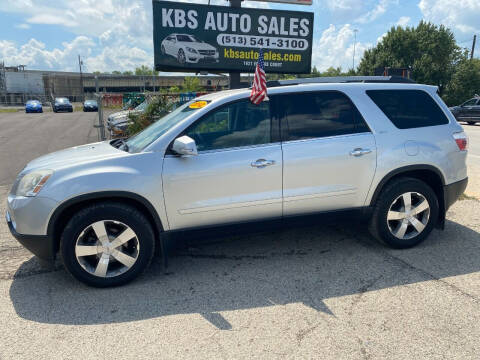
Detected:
left=267, top=76, right=415, bottom=88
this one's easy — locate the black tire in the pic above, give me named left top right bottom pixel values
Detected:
left=369, top=177, right=439, bottom=249
left=60, top=202, right=155, bottom=287
left=467, top=121, right=476, bottom=125
left=69, top=109, right=73, bottom=112
left=178, top=49, right=186, bottom=65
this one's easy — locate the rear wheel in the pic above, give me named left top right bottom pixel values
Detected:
left=61, top=202, right=155, bottom=287
left=369, top=178, right=439, bottom=249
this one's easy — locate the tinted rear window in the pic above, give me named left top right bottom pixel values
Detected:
left=367, top=90, right=449, bottom=129
left=276, top=91, right=369, bottom=141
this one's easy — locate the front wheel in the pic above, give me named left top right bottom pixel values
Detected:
left=61, top=202, right=155, bottom=287
left=369, top=178, right=439, bottom=249
left=177, top=49, right=186, bottom=65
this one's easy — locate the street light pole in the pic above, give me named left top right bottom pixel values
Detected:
left=352, top=29, right=358, bottom=70
left=229, top=0, right=242, bottom=89
left=78, top=55, right=84, bottom=102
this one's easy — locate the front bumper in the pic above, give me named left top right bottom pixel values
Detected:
left=444, top=177, right=468, bottom=210
left=6, top=211, right=54, bottom=261
left=6, top=194, right=58, bottom=261
left=55, top=106, right=73, bottom=112
left=187, top=54, right=219, bottom=64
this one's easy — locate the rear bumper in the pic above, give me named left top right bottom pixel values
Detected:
left=444, top=177, right=468, bottom=210
left=6, top=211, right=55, bottom=261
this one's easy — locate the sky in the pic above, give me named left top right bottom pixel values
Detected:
left=0, top=0, right=479, bottom=74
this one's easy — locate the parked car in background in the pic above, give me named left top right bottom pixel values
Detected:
left=107, top=100, right=149, bottom=136
left=6, top=78, right=468, bottom=287
left=53, top=97, right=73, bottom=113
left=161, top=33, right=219, bottom=65
left=25, top=100, right=43, bottom=113
left=449, top=96, right=480, bottom=125
left=83, top=100, right=98, bottom=112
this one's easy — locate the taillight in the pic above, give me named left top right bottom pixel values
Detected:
left=453, top=132, right=468, bottom=151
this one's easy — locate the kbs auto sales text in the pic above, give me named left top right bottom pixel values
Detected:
left=160, top=9, right=311, bottom=37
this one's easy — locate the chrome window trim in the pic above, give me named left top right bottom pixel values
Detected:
left=165, top=142, right=282, bottom=157
left=280, top=131, right=372, bottom=146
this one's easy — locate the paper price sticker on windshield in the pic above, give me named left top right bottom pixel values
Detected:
left=189, top=101, right=208, bottom=109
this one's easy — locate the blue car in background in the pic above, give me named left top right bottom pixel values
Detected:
left=25, top=100, right=43, bottom=113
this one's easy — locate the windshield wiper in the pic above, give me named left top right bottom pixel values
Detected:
left=119, top=140, right=129, bottom=152
left=111, top=138, right=129, bottom=152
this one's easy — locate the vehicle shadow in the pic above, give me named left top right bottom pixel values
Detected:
left=9, top=219, right=480, bottom=329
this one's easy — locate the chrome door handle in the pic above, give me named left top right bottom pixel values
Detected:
left=251, top=159, right=276, bottom=168
left=350, top=148, right=372, bottom=157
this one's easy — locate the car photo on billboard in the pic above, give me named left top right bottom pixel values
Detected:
left=161, top=33, right=219, bottom=65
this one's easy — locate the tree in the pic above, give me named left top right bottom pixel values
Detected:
left=181, top=76, right=203, bottom=92
left=443, top=58, right=480, bottom=106
left=357, top=21, right=464, bottom=94
left=135, top=65, right=158, bottom=76
left=111, top=70, right=122, bottom=75
left=169, top=86, right=181, bottom=94
left=127, top=95, right=173, bottom=135
left=122, top=70, right=133, bottom=75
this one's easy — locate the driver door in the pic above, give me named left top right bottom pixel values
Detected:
left=162, top=99, right=282, bottom=230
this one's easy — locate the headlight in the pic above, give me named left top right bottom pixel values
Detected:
left=16, top=170, right=53, bottom=197
left=186, top=47, right=197, bottom=54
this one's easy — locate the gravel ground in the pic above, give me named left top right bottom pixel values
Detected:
left=0, top=113, right=480, bottom=359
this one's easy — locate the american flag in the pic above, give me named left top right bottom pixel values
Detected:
left=250, top=49, right=269, bottom=105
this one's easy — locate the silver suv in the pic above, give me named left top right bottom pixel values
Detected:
left=6, top=79, right=468, bottom=287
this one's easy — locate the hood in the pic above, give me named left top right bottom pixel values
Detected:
left=24, top=141, right=126, bottom=172
left=110, top=110, right=130, bottom=119
left=187, top=42, right=216, bottom=51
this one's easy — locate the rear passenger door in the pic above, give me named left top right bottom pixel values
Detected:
left=275, top=91, right=377, bottom=216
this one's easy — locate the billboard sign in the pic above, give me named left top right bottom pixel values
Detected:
left=248, top=0, right=312, bottom=5
left=152, top=0, right=314, bottom=74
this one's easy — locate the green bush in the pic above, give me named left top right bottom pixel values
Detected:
left=127, top=95, right=173, bottom=135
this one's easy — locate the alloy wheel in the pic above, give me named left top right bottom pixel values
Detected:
left=75, top=220, right=140, bottom=278
left=178, top=49, right=186, bottom=64
left=387, top=192, right=430, bottom=240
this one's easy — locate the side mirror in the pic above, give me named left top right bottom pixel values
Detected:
left=172, top=135, right=198, bottom=156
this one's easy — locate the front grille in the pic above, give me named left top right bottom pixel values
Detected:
left=198, top=50, right=215, bottom=56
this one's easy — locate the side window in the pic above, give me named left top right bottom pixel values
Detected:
left=186, top=99, right=271, bottom=151
left=367, top=90, right=449, bottom=129
left=279, top=91, right=367, bottom=141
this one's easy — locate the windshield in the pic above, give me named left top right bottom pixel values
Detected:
left=125, top=101, right=206, bottom=153
left=177, top=35, right=193, bottom=42
left=190, top=35, right=202, bottom=43
left=56, top=98, right=69, bottom=103
left=135, top=101, right=148, bottom=111
left=85, top=100, right=97, bottom=105
left=27, top=100, right=39, bottom=105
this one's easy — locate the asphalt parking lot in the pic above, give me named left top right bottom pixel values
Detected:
left=1, top=112, right=480, bottom=359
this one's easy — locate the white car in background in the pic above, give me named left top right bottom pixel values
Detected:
left=161, top=34, right=219, bottom=65
left=107, top=100, right=149, bottom=135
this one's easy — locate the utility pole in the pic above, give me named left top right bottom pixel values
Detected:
left=229, top=0, right=242, bottom=89
left=471, top=35, right=477, bottom=60
left=94, top=75, right=106, bottom=141
left=352, top=29, right=358, bottom=70
left=78, top=55, right=84, bottom=101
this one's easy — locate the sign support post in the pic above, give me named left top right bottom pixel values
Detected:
left=229, top=0, right=242, bottom=89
